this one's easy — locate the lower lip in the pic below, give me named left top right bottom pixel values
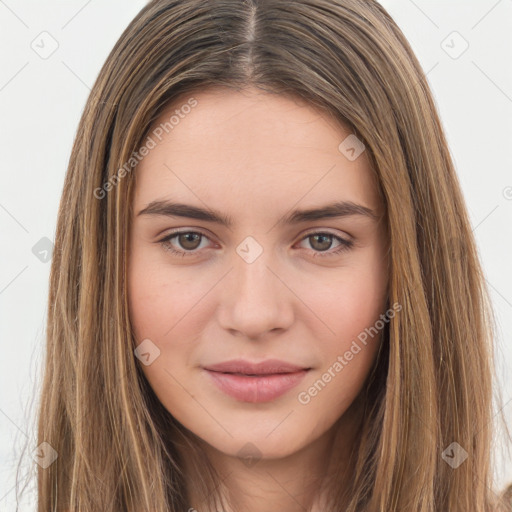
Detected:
left=204, top=369, right=309, bottom=403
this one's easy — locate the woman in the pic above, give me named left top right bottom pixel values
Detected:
left=34, top=0, right=512, bottom=510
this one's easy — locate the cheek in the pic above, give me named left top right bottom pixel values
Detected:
left=315, top=284, right=385, bottom=382
left=127, top=268, right=204, bottom=383
left=127, top=259, right=204, bottom=417
left=298, top=259, right=388, bottom=344
left=127, top=246, right=212, bottom=382
left=294, top=282, right=387, bottom=432
left=128, top=272, right=170, bottom=344
left=127, top=244, right=206, bottom=342
left=294, top=254, right=388, bottom=401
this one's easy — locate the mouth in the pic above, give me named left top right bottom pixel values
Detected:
left=203, top=359, right=311, bottom=403
left=203, top=358, right=310, bottom=375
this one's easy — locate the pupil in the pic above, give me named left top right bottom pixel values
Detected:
left=313, top=234, right=331, bottom=251
left=180, top=233, right=200, bottom=250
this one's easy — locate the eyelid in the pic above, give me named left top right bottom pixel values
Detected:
left=157, top=227, right=354, bottom=257
left=159, top=227, right=218, bottom=245
left=159, top=226, right=352, bottom=242
left=300, top=226, right=352, bottom=240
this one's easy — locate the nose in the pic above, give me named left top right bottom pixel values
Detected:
left=217, top=248, right=294, bottom=340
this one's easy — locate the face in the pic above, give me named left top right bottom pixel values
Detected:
left=128, top=86, right=389, bottom=461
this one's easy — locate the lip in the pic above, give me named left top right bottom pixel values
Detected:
left=203, top=358, right=309, bottom=375
left=203, top=359, right=311, bottom=403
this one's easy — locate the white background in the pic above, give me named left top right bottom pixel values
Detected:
left=1, top=0, right=511, bottom=509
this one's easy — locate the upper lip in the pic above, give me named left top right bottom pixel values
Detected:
left=203, top=359, right=310, bottom=375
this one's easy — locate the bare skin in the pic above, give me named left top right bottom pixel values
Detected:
left=128, top=86, right=389, bottom=511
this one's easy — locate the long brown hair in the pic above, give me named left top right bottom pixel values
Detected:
left=31, top=0, right=511, bottom=510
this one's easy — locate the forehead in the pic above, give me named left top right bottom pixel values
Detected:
left=133, top=87, right=381, bottom=217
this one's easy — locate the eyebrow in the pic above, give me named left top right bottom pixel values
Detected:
left=137, top=199, right=379, bottom=227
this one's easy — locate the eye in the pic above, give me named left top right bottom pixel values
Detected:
left=158, top=230, right=211, bottom=257
left=296, top=231, right=353, bottom=258
left=157, top=230, right=354, bottom=258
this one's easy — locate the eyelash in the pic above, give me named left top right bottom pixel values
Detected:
left=157, top=229, right=354, bottom=259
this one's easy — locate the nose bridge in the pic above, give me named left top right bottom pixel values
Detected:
left=232, top=239, right=282, bottom=307
left=218, top=237, right=293, bottom=337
